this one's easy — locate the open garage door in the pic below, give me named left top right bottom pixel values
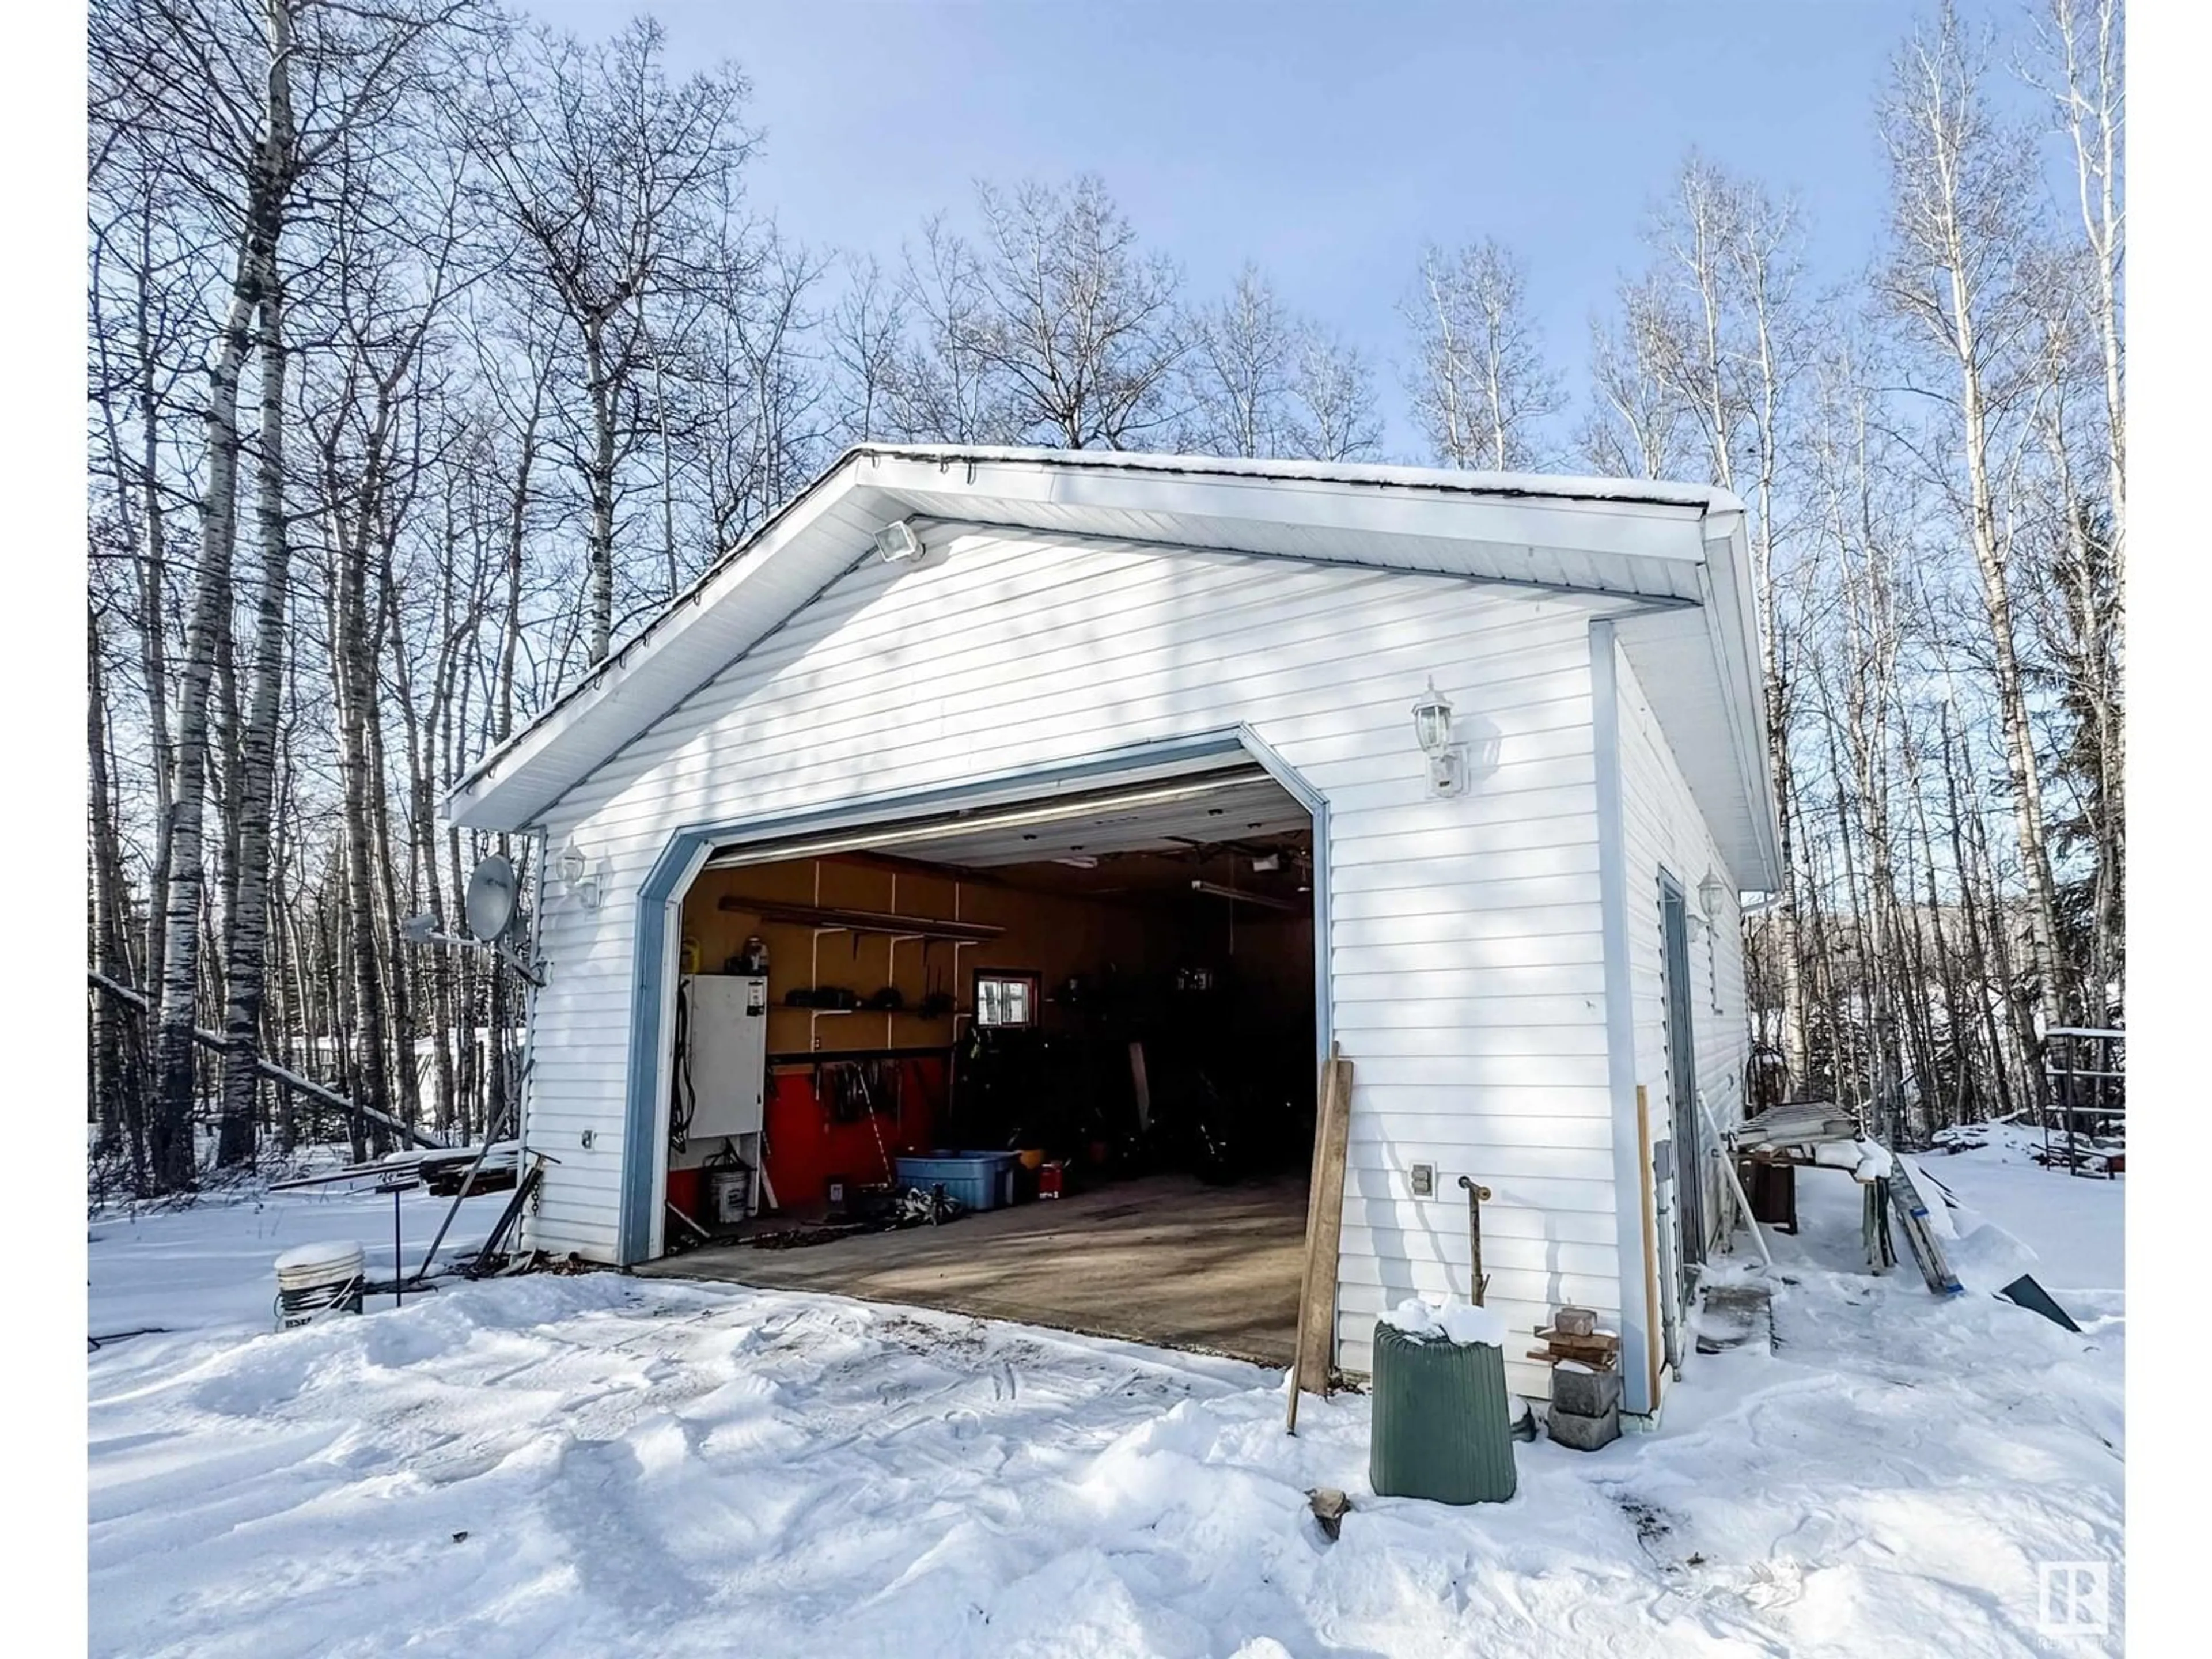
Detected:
left=636, top=757, right=1325, bottom=1366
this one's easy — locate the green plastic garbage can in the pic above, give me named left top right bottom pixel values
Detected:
left=1368, top=1320, right=1518, bottom=1504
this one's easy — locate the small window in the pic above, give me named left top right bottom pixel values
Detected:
left=974, top=972, right=1039, bottom=1028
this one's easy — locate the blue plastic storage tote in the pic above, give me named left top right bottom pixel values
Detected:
left=894, top=1150, right=1018, bottom=1212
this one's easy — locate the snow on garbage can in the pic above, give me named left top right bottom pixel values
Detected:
left=273, top=1240, right=366, bottom=1331
left=1368, top=1297, right=1518, bottom=1505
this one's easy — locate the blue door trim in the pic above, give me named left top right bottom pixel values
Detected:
left=616, top=725, right=1331, bottom=1265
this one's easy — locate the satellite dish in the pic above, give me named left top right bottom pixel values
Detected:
left=465, top=854, right=519, bottom=941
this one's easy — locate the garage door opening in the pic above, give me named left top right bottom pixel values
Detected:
left=634, top=762, right=1322, bottom=1366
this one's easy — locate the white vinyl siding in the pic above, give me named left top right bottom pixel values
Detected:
left=1615, top=638, right=1750, bottom=1284
left=520, top=529, right=1622, bottom=1393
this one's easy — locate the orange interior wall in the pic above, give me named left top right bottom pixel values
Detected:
left=677, top=857, right=1179, bottom=1211
left=680, top=857, right=1171, bottom=1056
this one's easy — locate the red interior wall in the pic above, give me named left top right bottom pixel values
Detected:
left=759, top=1057, right=949, bottom=1209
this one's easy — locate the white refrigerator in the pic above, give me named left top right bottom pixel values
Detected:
left=675, top=973, right=769, bottom=1220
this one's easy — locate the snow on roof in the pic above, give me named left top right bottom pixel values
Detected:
left=863, top=442, right=1747, bottom=513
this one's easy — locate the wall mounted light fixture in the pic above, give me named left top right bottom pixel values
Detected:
left=1698, top=872, right=1728, bottom=923
left=559, top=840, right=602, bottom=909
left=1411, top=676, right=1467, bottom=798
left=874, top=518, right=925, bottom=563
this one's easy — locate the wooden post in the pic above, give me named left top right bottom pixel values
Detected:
left=1288, top=1043, right=1353, bottom=1432
left=1635, top=1084, right=1662, bottom=1415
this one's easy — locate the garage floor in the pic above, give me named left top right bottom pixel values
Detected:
left=635, top=1173, right=1309, bottom=1367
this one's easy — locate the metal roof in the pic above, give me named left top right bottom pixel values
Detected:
left=446, top=445, right=1781, bottom=887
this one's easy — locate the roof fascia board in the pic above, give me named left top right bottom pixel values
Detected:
left=1698, top=512, right=1784, bottom=888
left=443, top=454, right=876, bottom=827
left=910, top=513, right=1703, bottom=609
left=855, top=442, right=1740, bottom=513
left=874, top=452, right=1710, bottom=565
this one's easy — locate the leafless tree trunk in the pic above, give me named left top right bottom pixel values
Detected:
left=151, top=248, right=252, bottom=1190
left=89, top=605, right=142, bottom=1177
left=215, top=0, right=299, bottom=1168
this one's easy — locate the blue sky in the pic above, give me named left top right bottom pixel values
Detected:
left=531, top=0, right=2025, bottom=456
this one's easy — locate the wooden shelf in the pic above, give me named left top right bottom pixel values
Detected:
left=717, top=895, right=1002, bottom=943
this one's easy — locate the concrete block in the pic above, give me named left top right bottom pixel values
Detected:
left=1546, top=1403, right=1622, bottom=1452
left=1552, top=1305, right=1597, bottom=1337
left=1551, top=1367, right=1623, bottom=1419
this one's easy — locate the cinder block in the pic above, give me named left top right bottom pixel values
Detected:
left=1546, top=1403, right=1622, bottom=1452
left=1552, top=1368, right=1623, bottom=1419
left=1552, top=1306, right=1598, bottom=1337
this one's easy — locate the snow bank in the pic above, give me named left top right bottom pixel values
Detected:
left=1378, top=1295, right=1508, bottom=1348
left=88, top=1145, right=2125, bottom=1658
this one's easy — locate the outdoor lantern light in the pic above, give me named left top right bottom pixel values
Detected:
left=1699, top=871, right=1728, bottom=923
left=1412, top=676, right=1467, bottom=798
left=558, top=840, right=601, bottom=909
left=1411, top=676, right=1455, bottom=758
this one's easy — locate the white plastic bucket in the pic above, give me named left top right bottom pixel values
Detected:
left=273, top=1240, right=366, bottom=1331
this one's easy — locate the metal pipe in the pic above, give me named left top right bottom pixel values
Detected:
left=1700, top=1093, right=1772, bottom=1270
left=1458, top=1175, right=1493, bottom=1305
left=410, top=834, right=549, bottom=1283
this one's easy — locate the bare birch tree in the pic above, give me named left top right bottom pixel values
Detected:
left=1878, top=2, right=2071, bottom=1038
left=2025, top=0, right=2123, bottom=597
left=92, top=0, right=296, bottom=1185
left=1402, top=238, right=1562, bottom=471
left=218, top=0, right=459, bottom=1167
left=469, top=16, right=754, bottom=663
left=1179, top=265, right=1380, bottom=461
left=965, top=176, right=1185, bottom=450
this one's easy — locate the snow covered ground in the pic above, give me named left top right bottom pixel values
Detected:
left=88, top=1135, right=2122, bottom=1657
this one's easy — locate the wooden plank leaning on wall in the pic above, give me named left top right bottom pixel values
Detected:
left=1287, top=1043, right=1353, bottom=1433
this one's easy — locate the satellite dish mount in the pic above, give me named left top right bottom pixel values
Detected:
left=401, top=853, right=546, bottom=986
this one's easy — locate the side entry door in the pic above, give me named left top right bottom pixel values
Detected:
left=1660, top=873, right=1704, bottom=1283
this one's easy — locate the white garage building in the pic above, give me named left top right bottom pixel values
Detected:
left=446, top=446, right=1779, bottom=1418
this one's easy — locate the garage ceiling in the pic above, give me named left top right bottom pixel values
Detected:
left=700, top=764, right=1313, bottom=906
left=891, top=772, right=1306, bottom=868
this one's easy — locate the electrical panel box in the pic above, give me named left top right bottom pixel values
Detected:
left=681, top=974, right=768, bottom=1143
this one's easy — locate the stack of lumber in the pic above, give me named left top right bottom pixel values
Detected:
left=420, top=1143, right=520, bottom=1196
left=1731, top=1100, right=1863, bottom=1156
left=1526, top=1305, right=1620, bottom=1373
left=1531, top=1305, right=1623, bottom=1451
